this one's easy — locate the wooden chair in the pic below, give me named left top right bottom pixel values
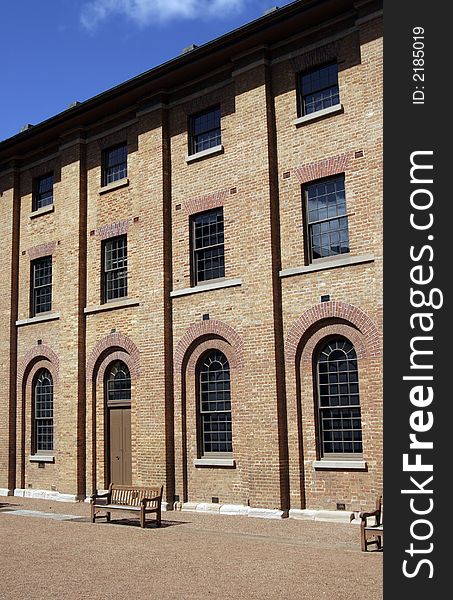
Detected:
left=360, top=496, right=383, bottom=551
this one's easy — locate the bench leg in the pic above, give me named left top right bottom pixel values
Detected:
left=140, top=507, right=146, bottom=528
left=91, top=504, right=96, bottom=524
left=106, top=511, right=111, bottom=523
left=156, top=508, right=161, bottom=528
left=360, top=525, right=367, bottom=551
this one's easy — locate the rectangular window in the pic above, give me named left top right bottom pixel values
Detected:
left=304, top=175, right=349, bottom=261
left=33, top=174, right=54, bottom=210
left=31, top=256, right=52, bottom=315
left=103, top=143, right=127, bottom=185
left=189, top=106, right=221, bottom=155
left=103, top=235, right=128, bottom=302
left=191, top=208, right=225, bottom=285
left=298, top=63, right=339, bottom=116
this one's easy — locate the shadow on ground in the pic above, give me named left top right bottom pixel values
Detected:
left=93, top=517, right=188, bottom=529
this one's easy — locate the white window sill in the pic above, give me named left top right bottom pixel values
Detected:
left=170, top=278, right=242, bottom=298
left=293, top=104, right=343, bottom=126
left=280, top=254, right=374, bottom=278
left=99, top=177, right=129, bottom=195
left=186, top=144, right=224, bottom=163
left=16, top=313, right=60, bottom=327
left=29, top=455, right=55, bottom=463
left=313, top=460, right=367, bottom=470
left=194, top=458, right=236, bottom=467
left=84, top=298, right=140, bottom=314
left=30, top=204, right=54, bottom=219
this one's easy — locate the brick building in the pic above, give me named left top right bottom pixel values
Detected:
left=0, top=0, right=383, bottom=519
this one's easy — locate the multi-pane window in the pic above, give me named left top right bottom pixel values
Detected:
left=106, top=361, right=131, bottom=403
left=192, top=208, right=225, bottom=284
left=304, top=175, right=349, bottom=261
left=317, top=338, right=362, bottom=456
left=31, top=256, right=52, bottom=315
left=199, top=351, right=232, bottom=455
left=103, top=143, right=127, bottom=185
left=33, top=173, right=54, bottom=210
left=103, top=235, right=128, bottom=302
left=189, top=106, right=221, bottom=155
left=34, top=369, right=53, bottom=453
left=299, top=63, right=339, bottom=116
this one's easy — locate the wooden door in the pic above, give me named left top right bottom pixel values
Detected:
left=109, top=407, right=132, bottom=485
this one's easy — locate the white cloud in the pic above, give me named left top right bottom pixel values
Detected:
left=80, top=0, right=251, bottom=30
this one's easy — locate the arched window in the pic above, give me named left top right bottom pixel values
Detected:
left=316, top=338, right=362, bottom=456
left=106, top=361, right=131, bottom=404
left=34, top=369, right=53, bottom=452
left=198, top=351, right=232, bottom=455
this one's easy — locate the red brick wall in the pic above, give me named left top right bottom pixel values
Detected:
left=0, top=11, right=383, bottom=513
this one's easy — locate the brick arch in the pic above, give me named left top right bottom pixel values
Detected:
left=86, top=332, right=140, bottom=381
left=186, top=339, right=239, bottom=374
left=174, top=319, right=244, bottom=371
left=95, top=350, right=137, bottom=387
left=285, top=301, right=381, bottom=364
left=17, top=344, right=60, bottom=386
left=300, top=323, right=367, bottom=366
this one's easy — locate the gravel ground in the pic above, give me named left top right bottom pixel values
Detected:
left=0, top=496, right=382, bottom=600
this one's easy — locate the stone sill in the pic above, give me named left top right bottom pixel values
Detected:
left=14, top=488, right=82, bottom=503
left=194, top=458, right=236, bottom=467
left=99, top=177, right=129, bottom=195
left=185, top=144, right=224, bottom=163
left=289, top=508, right=355, bottom=523
left=84, top=298, right=140, bottom=315
left=29, top=455, right=55, bottom=463
left=293, top=103, right=343, bottom=126
left=280, top=254, right=374, bottom=278
left=312, top=460, right=367, bottom=470
left=16, top=313, right=60, bottom=327
left=30, top=204, right=54, bottom=219
left=171, top=278, right=242, bottom=298
left=181, top=502, right=284, bottom=519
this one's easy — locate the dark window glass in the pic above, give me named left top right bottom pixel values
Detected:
left=34, top=174, right=54, bottom=210
left=31, top=256, right=52, bottom=315
left=103, top=235, right=128, bottom=302
left=199, top=351, right=232, bottom=454
left=192, top=208, right=225, bottom=284
left=305, top=175, right=349, bottom=260
left=190, top=106, right=221, bottom=154
left=106, top=361, right=131, bottom=403
left=103, top=143, right=127, bottom=185
left=317, top=338, right=362, bottom=456
left=34, top=369, right=53, bottom=452
left=299, top=63, right=339, bottom=116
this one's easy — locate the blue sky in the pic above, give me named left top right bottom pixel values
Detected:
left=1, top=0, right=293, bottom=143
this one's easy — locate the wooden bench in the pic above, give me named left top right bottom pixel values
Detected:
left=90, top=484, right=163, bottom=528
left=360, top=495, right=383, bottom=551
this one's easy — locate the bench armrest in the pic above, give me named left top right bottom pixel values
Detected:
left=359, top=509, right=381, bottom=525
left=141, top=496, right=162, bottom=506
left=90, top=491, right=110, bottom=502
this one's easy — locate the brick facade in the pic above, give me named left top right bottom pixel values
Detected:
left=0, top=0, right=383, bottom=515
